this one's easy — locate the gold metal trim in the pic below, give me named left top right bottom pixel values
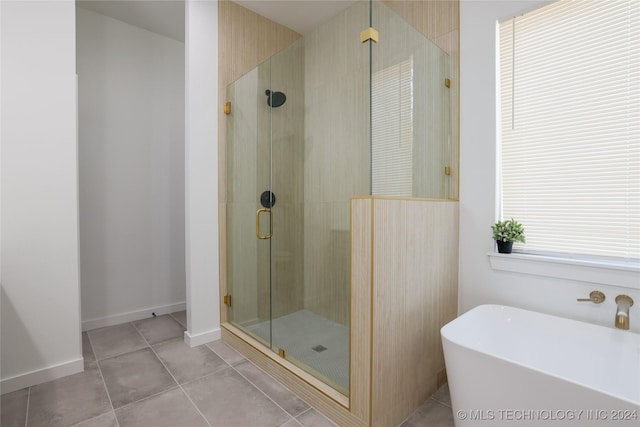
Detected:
left=444, top=78, right=451, bottom=88
left=223, top=294, right=232, bottom=307
left=348, top=199, right=353, bottom=403
left=368, top=197, right=374, bottom=425
left=444, top=166, right=451, bottom=176
left=224, top=101, right=231, bottom=115
left=350, top=195, right=459, bottom=203
left=256, top=208, right=273, bottom=240
left=278, top=348, right=286, bottom=358
left=360, top=27, right=379, bottom=43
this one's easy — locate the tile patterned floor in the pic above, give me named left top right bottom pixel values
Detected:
left=0, top=312, right=454, bottom=427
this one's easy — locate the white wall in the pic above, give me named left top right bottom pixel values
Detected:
left=459, top=0, right=640, bottom=332
left=76, top=7, right=186, bottom=330
left=184, top=0, right=220, bottom=346
left=1, top=0, right=82, bottom=392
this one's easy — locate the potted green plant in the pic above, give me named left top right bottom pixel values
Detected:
left=491, top=218, right=525, bottom=254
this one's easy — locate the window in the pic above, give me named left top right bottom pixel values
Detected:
left=499, top=0, right=639, bottom=261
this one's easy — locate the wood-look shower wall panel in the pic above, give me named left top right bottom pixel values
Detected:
left=382, top=0, right=458, bottom=40
left=382, top=0, right=460, bottom=200
left=370, top=198, right=459, bottom=427
left=219, top=0, right=300, bottom=322
left=350, top=198, right=373, bottom=424
left=370, top=199, right=406, bottom=426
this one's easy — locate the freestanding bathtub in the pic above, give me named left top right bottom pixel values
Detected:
left=441, top=305, right=640, bottom=426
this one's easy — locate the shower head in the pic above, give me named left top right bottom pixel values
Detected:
left=265, top=90, right=286, bottom=108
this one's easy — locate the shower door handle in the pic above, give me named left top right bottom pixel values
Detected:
left=256, top=208, right=273, bottom=240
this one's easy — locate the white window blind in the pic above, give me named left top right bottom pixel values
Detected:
left=499, top=0, right=640, bottom=261
left=372, top=58, right=413, bottom=196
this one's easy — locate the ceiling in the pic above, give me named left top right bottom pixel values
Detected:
left=234, top=0, right=358, bottom=34
left=76, top=0, right=357, bottom=42
left=77, top=1, right=186, bottom=42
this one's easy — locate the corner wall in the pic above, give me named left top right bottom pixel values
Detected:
left=1, top=0, right=82, bottom=393
left=185, top=0, right=221, bottom=346
left=459, top=1, right=640, bottom=332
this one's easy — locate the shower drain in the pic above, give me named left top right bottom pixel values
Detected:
left=312, top=345, right=328, bottom=353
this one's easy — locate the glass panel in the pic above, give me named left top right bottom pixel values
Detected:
left=226, top=58, right=273, bottom=347
left=265, top=1, right=370, bottom=397
left=371, top=0, right=451, bottom=198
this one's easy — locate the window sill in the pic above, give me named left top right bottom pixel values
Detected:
left=487, top=252, right=640, bottom=290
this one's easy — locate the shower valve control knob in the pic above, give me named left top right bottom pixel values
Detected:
left=260, top=191, right=276, bottom=208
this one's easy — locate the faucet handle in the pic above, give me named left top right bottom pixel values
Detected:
left=577, top=291, right=606, bottom=304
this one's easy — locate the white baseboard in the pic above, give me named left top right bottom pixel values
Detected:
left=82, top=302, right=186, bottom=331
left=184, top=328, right=221, bottom=347
left=1, top=358, right=83, bottom=395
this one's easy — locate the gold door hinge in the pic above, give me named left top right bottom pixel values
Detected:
left=224, top=102, right=231, bottom=115
left=360, top=27, right=379, bottom=43
left=223, top=294, right=231, bottom=307
left=444, top=78, right=451, bottom=88
left=278, top=348, right=285, bottom=358
left=444, top=166, right=451, bottom=176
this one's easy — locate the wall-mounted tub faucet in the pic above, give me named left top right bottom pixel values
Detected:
left=614, top=295, right=634, bottom=330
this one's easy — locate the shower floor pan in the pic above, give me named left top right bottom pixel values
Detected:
left=247, top=309, right=349, bottom=392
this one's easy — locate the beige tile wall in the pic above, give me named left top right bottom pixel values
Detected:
left=349, top=197, right=459, bottom=427
left=369, top=198, right=459, bottom=426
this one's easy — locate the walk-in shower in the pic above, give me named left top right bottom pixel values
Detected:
left=223, top=0, right=451, bottom=400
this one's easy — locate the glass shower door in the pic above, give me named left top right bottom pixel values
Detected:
left=226, top=59, right=273, bottom=347
left=226, top=49, right=303, bottom=356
